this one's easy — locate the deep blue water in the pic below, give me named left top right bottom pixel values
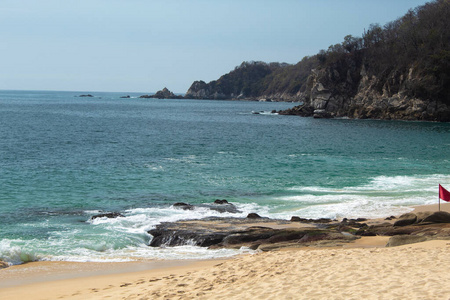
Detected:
left=1, top=90, right=450, bottom=264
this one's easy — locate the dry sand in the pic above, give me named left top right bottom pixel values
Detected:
left=2, top=204, right=450, bottom=299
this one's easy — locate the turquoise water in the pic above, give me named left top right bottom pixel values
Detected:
left=1, top=90, right=450, bottom=264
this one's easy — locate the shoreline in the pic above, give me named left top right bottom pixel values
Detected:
left=2, top=202, right=450, bottom=299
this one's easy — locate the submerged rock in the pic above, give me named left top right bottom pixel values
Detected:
left=172, top=202, right=194, bottom=210
left=90, top=212, right=124, bottom=220
left=171, top=200, right=240, bottom=213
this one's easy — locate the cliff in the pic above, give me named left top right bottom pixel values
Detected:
left=282, top=53, right=450, bottom=121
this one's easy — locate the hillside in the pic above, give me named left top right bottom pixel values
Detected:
left=184, top=0, right=450, bottom=121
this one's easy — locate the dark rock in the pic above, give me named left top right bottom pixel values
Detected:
left=393, top=213, right=417, bottom=227
left=386, top=235, right=428, bottom=247
left=314, top=218, right=333, bottom=224
left=120, top=95, right=131, bottom=98
left=247, top=213, right=261, bottom=219
left=290, top=216, right=302, bottom=222
left=172, top=202, right=194, bottom=210
left=214, top=199, right=229, bottom=205
left=0, top=260, right=8, bottom=269
left=90, top=212, right=124, bottom=220
left=421, top=211, right=450, bottom=224
left=79, top=94, right=93, bottom=97
left=149, top=229, right=227, bottom=247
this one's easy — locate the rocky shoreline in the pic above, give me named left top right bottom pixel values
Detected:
left=146, top=209, right=450, bottom=251
left=2, top=204, right=450, bottom=270
left=85, top=200, right=450, bottom=253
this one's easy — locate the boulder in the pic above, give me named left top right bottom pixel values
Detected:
left=172, top=202, right=194, bottom=210
left=421, top=211, right=450, bottom=224
left=386, top=235, right=428, bottom=247
left=0, top=260, right=8, bottom=269
left=214, top=199, right=229, bottom=205
left=393, top=213, right=417, bottom=227
left=247, top=213, right=261, bottom=219
left=90, top=212, right=124, bottom=220
left=415, top=211, right=434, bottom=223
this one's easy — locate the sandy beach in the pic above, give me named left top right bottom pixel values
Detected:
left=2, top=203, right=450, bottom=300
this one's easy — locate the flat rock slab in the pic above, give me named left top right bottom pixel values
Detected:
left=148, top=217, right=356, bottom=250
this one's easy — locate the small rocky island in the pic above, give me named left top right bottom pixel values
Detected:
left=140, top=88, right=184, bottom=99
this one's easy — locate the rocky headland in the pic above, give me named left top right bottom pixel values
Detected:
left=174, top=1, right=450, bottom=122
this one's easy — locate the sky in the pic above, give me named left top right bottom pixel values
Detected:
left=0, top=0, right=430, bottom=93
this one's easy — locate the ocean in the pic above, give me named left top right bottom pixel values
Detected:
left=1, top=90, right=450, bottom=265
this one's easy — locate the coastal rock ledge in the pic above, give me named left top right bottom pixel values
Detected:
left=147, top=211, right=450, bottom=250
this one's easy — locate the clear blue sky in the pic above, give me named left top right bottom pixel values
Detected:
left=0, top=0, right=430, bottom=93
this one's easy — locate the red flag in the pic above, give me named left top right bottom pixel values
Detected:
left=439, top=184, right=450, bottom=202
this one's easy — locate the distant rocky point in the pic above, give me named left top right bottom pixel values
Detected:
left=140, top=87, right=184, bottom=99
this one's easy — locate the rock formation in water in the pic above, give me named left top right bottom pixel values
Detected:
left=140, top=87, right=184, bottom=99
